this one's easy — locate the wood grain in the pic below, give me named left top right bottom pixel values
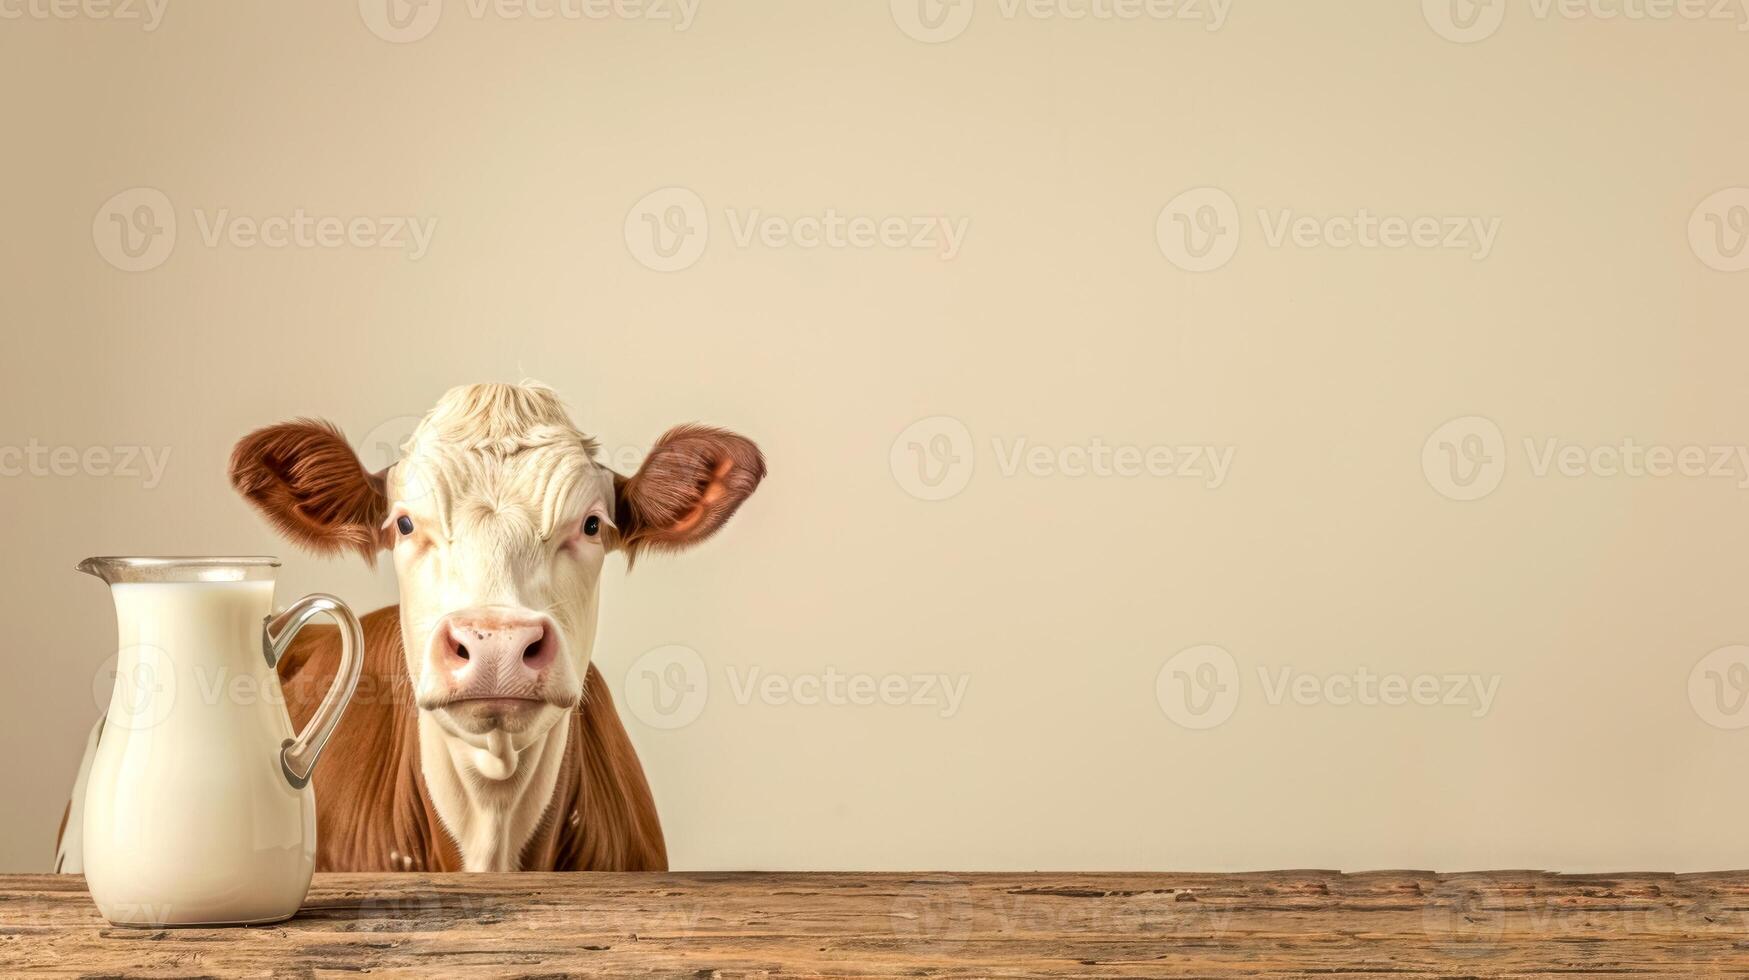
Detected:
left=3, top=871, right=1748, bottom=977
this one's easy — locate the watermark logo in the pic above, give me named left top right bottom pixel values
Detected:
left=91, top=645, right=177, bottom=732
left=892, top=0, right=1230, bottom=42
left=891, top=875, right=1235, bottom=949
left=1422, top=415, right=1507, bottom=501
left=621, top=647, right=970, bottom=730
left=1158, top=187, right=1502, bottom=271
left=360, top=0, right=698, bottom=41
left=890, top=416, right=977, bottom=501
left=358, top=413, right=433, bottom=500
left=1421, top=879, right=1508, bottom=956
left=190, top=209, right=437, bottom=259
left=1156, top=187, right=1240, bottom=272
left=360, top=0, right=443, bottom=42
left=1155, top=644, right=1240, bottom=730
left=93, top=188, right=437, bottom=270
left=0, top=441, right=172, bottom=488
left=99, top=901, right=181, bottom=927
left=624, top=186, right=710, bottom=272
left=1259, top=666, right=1500, bottom=717
left=0, top=0, right=168, bottom=30
left=725, top=666, right=968, bottom=717
left=890, top=878, right=977, bottom=951
left=1423, top=417, right=1749, bottom=500
left=891, top=416, right=1235, bottom=500
left=596, top=441, right=649, bottom=474
left=1689, top=187, right=1749, bottom=272
left=624, top=187, right=969, bottom=271
left=1426, top=0, right=1749, bottom=43
left=1158, top=647, right=1501, bottom=729
left=93, top=187, right=176, bottom=273
left=890, top=0, right=975, bottom=42
left=358, top=413, right=423, bottom=476
left=359, top=887, right=461, bottom=920
left=995, top=437, right=1234, bottom=482
left=1690, top=645, right=1749, bottom=729
left=1422, top=0, right=1506, bottom=43
left=623, top=644, right=709, bottom=729
left=726, top=209, right=968, bottom=258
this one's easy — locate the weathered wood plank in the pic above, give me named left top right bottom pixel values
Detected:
left=2, top=871, right=1748, bottom=977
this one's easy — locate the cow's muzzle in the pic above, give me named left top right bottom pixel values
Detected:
left=418, top=606, right=577, bottom=716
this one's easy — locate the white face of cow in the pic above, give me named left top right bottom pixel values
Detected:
left=230, top=382, right=765, bottom=757
left=386, top=394, right=613, bottom=746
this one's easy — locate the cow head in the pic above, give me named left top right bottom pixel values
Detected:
left=229, top=383, right=763, bottom=757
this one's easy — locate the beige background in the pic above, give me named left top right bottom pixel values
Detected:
left=3, top=0, right=1748, bottom=874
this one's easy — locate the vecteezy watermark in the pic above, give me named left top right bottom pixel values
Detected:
left=1690, top=188, right=1749, bottom=272
left=890, top=875, right=1232, bottom=953
left=90, top=655, right=589, bottom=736
left=1423, top=0, right=1749, bottom=44
left=358, top=0, right=699, bottom=43
left=620, top=645, right=970, bottom=730
left=889, top=415, right=1234, bottom=501
left=1689, top=645, right=1749, bottom=729
left=992, top=437, right=1233, bottom=484
left=594, top=441, right=649, bottom=474
left=1257, top=666, right=1500, bottom=717
left=90, top=645, right=177, bottom=732
left=890, top=416, right=976, bottom=501
left=99, top=902, right=181, bottom=926
left=889, top=0, right=1230, bottom=44
left=358, top=414, right=424, bottom=477
left=890, top=879, right=977, bottom=953
left=357, top=887, right=501, bottom=919
left=0, top=0, right=168, bottom=30
left=1422, top=416, right=1507, bottom=502
left=1422, top=415, right=1749, bottom=501
left=92, top=187, right=438, bottom=272
left=92, top=188, right=176, bottom=273
left=1156, top=187, right=1502, bottom=272
left=1419, top=878, right=1509, bottom=956
left=724, top=666, right=969, bottom=717
left=1418, top=874, right=1739, bottom=950
left=1155, top=644, right=1502, bottom=730
left=0, top=441, right=171, bottom=488
left=1155, top=644, right=1240, bottom=729
left=623, top=186, right=969, bottom=272
left=92, top=654, right=431, bottom=729
left=356, top=413, right=436, bottom=503
left=620, top=645, right=710, bottom=729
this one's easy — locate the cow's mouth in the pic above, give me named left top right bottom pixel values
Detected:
left=449, top=696, right=544, bottom=711
left=429, top=695, right=561, bottom=734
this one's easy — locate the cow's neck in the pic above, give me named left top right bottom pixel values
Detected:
left=417, top=713, right=571, bottom=872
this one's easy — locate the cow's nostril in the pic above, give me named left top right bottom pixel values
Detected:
left=523, top=638, right=543, bottom=663
left=455, top=644, right=470, bottom=662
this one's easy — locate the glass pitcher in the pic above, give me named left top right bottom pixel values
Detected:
left=75, top=556, right=362, bottom=927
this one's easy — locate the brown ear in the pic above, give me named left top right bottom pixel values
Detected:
left=614, top=425, right=765, bottom=564
left=229, top=419, right=388, bottom=563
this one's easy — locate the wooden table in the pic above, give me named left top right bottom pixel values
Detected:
left=3, top=871, right=1747, bottom=977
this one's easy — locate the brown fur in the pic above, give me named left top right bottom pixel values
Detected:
left=276, top=607, right=667, bottom=872
left=615, top=424, right=766, bottom=564
left=229, top=420, right=388, bottom=562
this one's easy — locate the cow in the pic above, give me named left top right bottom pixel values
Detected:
left=58, top=382, right=763, bottom=872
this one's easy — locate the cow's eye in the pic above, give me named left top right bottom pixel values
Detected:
left=583, top=515, right=601, bottom=537
left=396, top=515, right=415, bottom=536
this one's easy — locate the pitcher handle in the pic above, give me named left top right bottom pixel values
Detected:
left=264, top=593, right=364, bottom=789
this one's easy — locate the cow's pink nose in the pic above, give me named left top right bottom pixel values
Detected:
left=437, top=609, right=555, bottom=679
